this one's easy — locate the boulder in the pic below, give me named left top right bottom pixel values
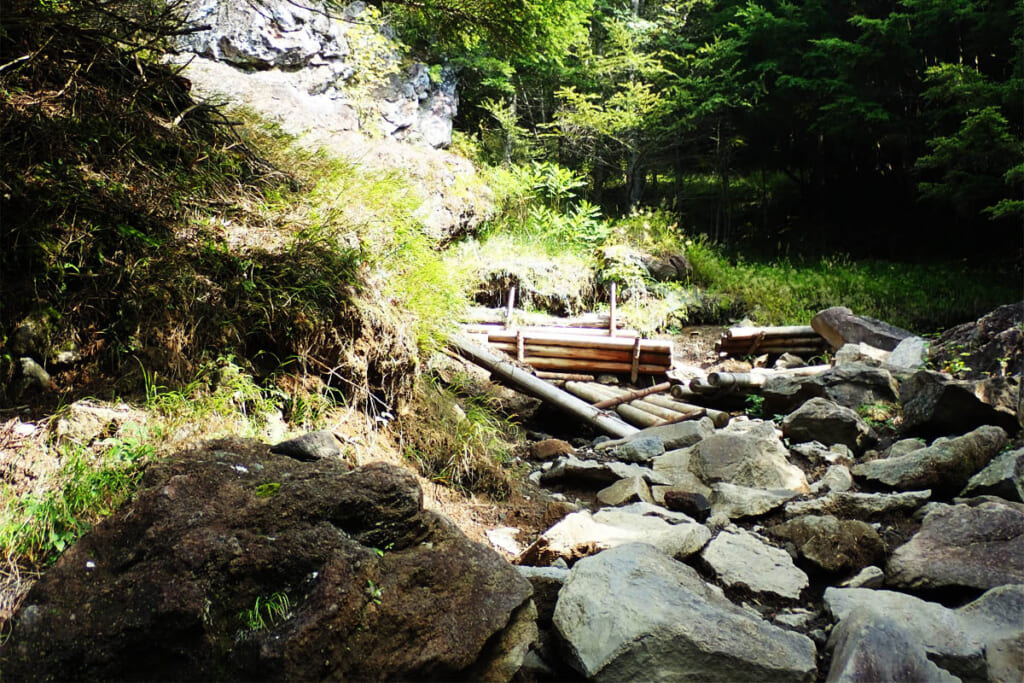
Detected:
left=0, top=440, right=534, bottom=681
left=851, top=425, right=1008, bottom=496
left=885, top=336, right=930, bottom=372
left=782, top=397, right=877, bottom=454
left=553, top=543, right=817, bottom=682
left=269, top=430, right=343, bottom=461
left=763, top=364, right=898, bottom=414
left=708, top=482, right=798, bottom=520
left=839, top=566, right=885, bottom=589
left=608, top=435, right=665, bottom=463
left=785, top=489, right=931, bottom=519
left=960, top=447, right=1024, bottom=502
left=887, top=500, right=1024, bottom=591
left=515, top=566, right=567, bottom=627
left=645, top=252, right=692, bottom=282
left=596, top=476, right=654, bottom=507
left=811, top=306, right=914, bottom=351
left=789, top=441, right=855, bottom=466
left=834, top=342, right=890, bottom=367
left=516, top=506, right=710, bottom=566
left=700, top=528, right=809, bottom=600
left=597, top=417, right=716, bottom=453
left=769, top=515, right=885, bottom=574
left=929, top=302, right=1023, bottom=378
left=901, top=370, right=1021, bottom=438
left=662, top=490, right=711, bottom=521
left=689, top=421, right=810, bottom=493
left=808, top=465, right=854, bottom=495
left=651, top=447, right=711, bottom=494
left=49, top=399, right=147, bottom=448
left=540, top=455, right=668, bottom=487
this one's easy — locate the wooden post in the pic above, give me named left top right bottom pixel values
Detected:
left=630, top=336, right=641, bottom=384
left=609, top=282, right=617, bottom=337
left=505, top=286, right=516, bottom=328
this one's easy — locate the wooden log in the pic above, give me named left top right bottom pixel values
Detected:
left=535, top=371, right=596, bottom=382
left=642, top=394, right=730, bottom=427
left=669, top=383, right=748, bottom=411
left=462, top=307, right=628, bottom=329
left=564, top=381, right=617, bottom=404
left=609, top=282, right=618, bottom=338
left=487, top=331, right=670, bottom=353
left=614, top=403, right=665, bottom=428
left=523, top=357, right=670, bottom=374
left=726, top=325, right=819, bottom=338
left=488, top=342, right=670, bottom=365
left=707, top=372, right=765, bottom=391
left=592, top=382, right=672, bottom=409
left=448, top=336, right=638, bottom=438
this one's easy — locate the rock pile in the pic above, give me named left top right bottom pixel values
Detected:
left=513, top=304, right=1022, bottom=681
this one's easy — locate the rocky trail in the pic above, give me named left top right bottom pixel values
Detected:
left=4, top=304, right=1022, bottom=681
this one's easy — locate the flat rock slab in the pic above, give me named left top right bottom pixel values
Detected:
left=701, top=528, right=809, bottom=600
left=709, top=482, right=798, bottom=519
left=516, top=506, right=710, bottom=566
left=812, top=306, right=913, bottom=351
left=785, top=489, right=932, bottom=519
left=0, top=439, right=534, bottom=681
left=540, top=455, right=669, bottom=487
left=961, top=447, right=1024, bottom=502
left=597, top=476, right=654, bottom=507
left=689, top=421, right=810, bottom=493
left=596, top=417, right=716, bottom=452
left=554, top=543, right=817, bottom=682
left=887, top=500, right=1024, bottom=591
left=769, top=515, right=885, bottom=574
left=851, top=425, right=1007, bottom=496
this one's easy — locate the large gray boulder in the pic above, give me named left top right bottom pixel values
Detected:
left=785, top=489, right=932, bottom=520
left=887, top=500, right=1024, bottom=591
left=928, top=302, right=1023, bottom=377
left=0, top=440, right=534, bottom=681
left=812, top=306, right=914, bottom=351
left=900, top=370, right=1021, bottom=437
left=961, top=447, right=1024, bottom=502
left=851, top=425, right=1008, bottom=496
left=553, top=544, right=817, bottom=682
left=540, top=455, right=668, bottom=487
left=597, top=417, right=716, bottom=453
left=763, top=364, right=899, bottom=414
left=688, top=421, right=810, bottom=493
left=709, top=482, right=798, bottom=519
left=782, top=397, right=877, bottom=454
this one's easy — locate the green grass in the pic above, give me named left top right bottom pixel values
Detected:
left=239, top=591, right=292, bottom=632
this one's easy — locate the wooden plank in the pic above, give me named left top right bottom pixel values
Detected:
left=488, top=342, right=670, bottom=365
left=487, top=331, right=671, bottom=353
left=726, top=325, right=819, bottom=338
left=522, top=357, right=670, bottom=374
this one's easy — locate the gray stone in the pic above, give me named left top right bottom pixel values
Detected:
left=839, top=566, right=885, bottom=589
left=651, top=447, right=710, bottom=494
left=609, top=435, right=665, bottom=463
left=269, top=429, right=342, bottom=461
left=515, top=565, right=567, bottom=627
left=887, top=500, right=1024, bottom=591
left=852, top=425, right=1008, bottom=495
left=18, top=357, right=51, bottom=390
left=701, top=528, right=809, bottom=600
left=597, top=417, right=716, bottom=453
left=886, top=336, right=930, bottom=371
left=774, top=608, right=817, bottom=629
left=553, top=543, right=817, bottom=682
left=688, top=421, right=809, bottom=493
left=900, top=370, right=1020, bottom=438
left=662, top=490, right=711, bottom=521
left=596, top=476, right=654, bottom=507
left=540, top=455, right=667, bottom=487
left=961, top=447, right=1024, bottom=503
left=709, top=482, right=798, bottom=519
left=809, top=465, right=854, bottom=495
left=928, top=302, right=1024, bottom=378
left=817, top=363, right=901, bottom=410
left=783, top=397, right=877, bottom=454
left=50, top=399, right=147, bottom=448
left=516, top=507, right=710, bottom=566
left=834, top=342, right=890, bottom=367
left=774, top=353, right=807, bottom=370
left=784, top=489, right=932, bottom=519
left=886, top=437, right=927, bottom=458
left=812, top=306, right=914, bottom=351
left=825, top=608, right=962, bottom=683
left=789, top=441, right=855, bottom=466
left=769, top=515, right=885, bottom=573
left=956, top=584, right=1024, bottom=683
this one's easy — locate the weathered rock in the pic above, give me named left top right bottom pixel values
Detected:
left=516, top=506, right=710, bottom=566
left=782, top=397, right=877, bottom=454
left=839, top=566, right=885, bottom=589
left=929, top=302, right=1024, bottom=378
left=961, top=447, right=1024, bottom=502
left=709, top=482, right=798, bottom=519
left=763, top=364, right=899, bottom=415
left=597, top=476, right=654, bottom=507
left=812, top=306, right=914, bottom=351
left=0, top=440, right=534, bottom=681
left=834, top=342, right=890, bottom=367
left=886, top=437, right=928, bottom=458
left=825, top=584, right=1024, bottom=681
left=662, top=490, right=711, bottom=521
left=529, top=438, right=574, bottom=461
left=789, top=440, right=855, bottom=466
left=597, top=417, right=716, bottom=452
left=651, top=447, right=711, bottom=494
left=886, top=336, right=930, bottom=371
left=887, top=500, right=1024, bottom=591
left=851, top=425, right=1008, bottom=495
left=18, top=357, right=51, bottom=391
left=774, top=353, right=807, bottom=370
left=900, top=370, right=1021, bottom=437
left=540, top=455, right=667, bottom=487
left=269, top=430, right=342, bottom=461
left=609, top=435, right=665, bottom=463
left=809, top=465, right=854, bottom=495
left=785, top=489, right=932, bottom=519
left=49, top=399, right=146, bottom=448
left=645, top=252, right=692, bottom=282
left=701, top=528, right=809, bottom=600
left=515, top=566, right=567, bottom=627
left=688, top=421, right=810, bottom=493
left=825, top=608, right=961, bottom=683
left=554, top=543, right=817, bottom=682
left=769, top=515, right=885, bottom=573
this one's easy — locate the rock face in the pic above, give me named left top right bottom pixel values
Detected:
left=770, top=515, right=885, bottom=574
left=174, top=0, right=457, bottom=148
left=929, top=302, right=1024, bottom=377
left=553, top=544, right=817, bottom=682
left=887, top=500, right=1024, bottom=591
left=900, top=370, right=1021, bottom=437
left=700, top=528, right=809, bottom=599
left=811, top=306, right=914, bottom=351
left=0, top=439, right=534, bottom=681
left=688, top=421, right=809, bottom=493
left=851, top=425, right=1007, bottom=496
left=961, top=447, right=1024, bottom=502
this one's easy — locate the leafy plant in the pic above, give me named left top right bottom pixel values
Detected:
left=365, top=579, right=384, bottom=605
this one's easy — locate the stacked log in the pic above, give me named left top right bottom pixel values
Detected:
left=564, top=382, right=729, bottom=429
left=716, top=325, right=827, bottom=357
left=477, top=330, right=673, bottom=379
